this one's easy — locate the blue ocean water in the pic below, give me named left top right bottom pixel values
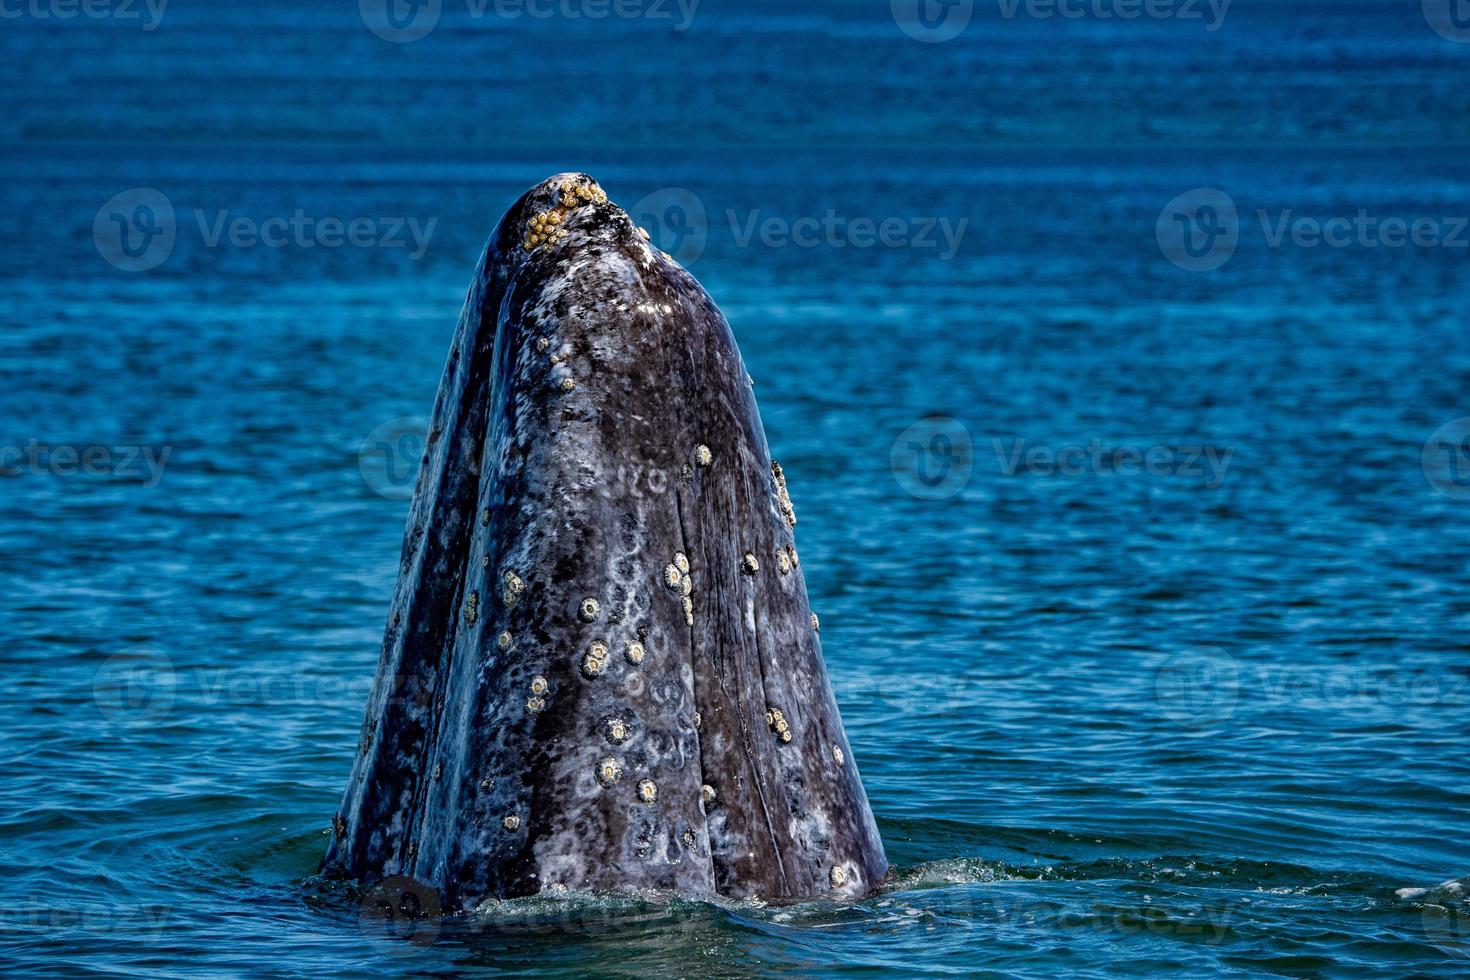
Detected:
left=2, top=1, right=1469, bottom=975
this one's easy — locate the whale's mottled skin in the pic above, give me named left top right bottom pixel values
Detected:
left=323, top=174, right=886, bottom=910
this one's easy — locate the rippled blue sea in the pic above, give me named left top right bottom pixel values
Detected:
left=3, top=1, right=1469, bottom=976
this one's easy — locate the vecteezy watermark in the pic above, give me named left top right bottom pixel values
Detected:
left=360, top=416, right=430, bottom=501
left=93, top=647, right=177, bottom=724
left=992, top=438, right=1234, bottom=488
left=1155, top=650, right=1469, bottom=729
left=1158, top=187, right=1470, bottom=272
left=628, top=188, right=969, bottom=266
left=1423, top=418, right=1470, bottom=501
left=94, top=188, right=177, bottom=273
left=94, top=188, right=438, bottom=272
left=359, top=0, right=698, bottom=42
left=0, top=0, right=167, bottom=30
left=891, top=417, right=974, bottom=500
left=1410, top=879, right=1470, bottom=960
left=1155, top=188, right=1239, bottom=272
left=893, top=0, right=1230, bottom=42
left=628, top=187, right=709, bottom=265
left=0, top=440, right=171, bottom=487
left=891, top=0, right=975, bottom=43
left=359, top=876, right=443, bottom=948
left=728, top=210, right=969, bottom=260
left=962, top=893, right=1242, bottom=943
left=0, top=901, right=173, bottom=937
left=1155, top=647, right=1240, bottom=727
left=1423, top=0, right=1470, bottom=43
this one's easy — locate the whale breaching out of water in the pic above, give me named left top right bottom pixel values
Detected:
left=323, top=174, right=887, bottom=910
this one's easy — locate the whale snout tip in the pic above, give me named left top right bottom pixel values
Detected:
left=510, top=172, right=644, bottom=256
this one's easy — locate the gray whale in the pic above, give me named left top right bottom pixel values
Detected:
left=324, top=174, right=887, bottom=910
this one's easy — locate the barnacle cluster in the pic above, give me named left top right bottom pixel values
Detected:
left=521, top=180, right=609, bottom=253
left=503, top=571, right=526, bottom=608
left=767, top=706, right=793, bottom=743
left=663, top=552, right=694, bottom=625
left=772, top=461, right=797, bottom=527
left=582, top=640, right=610, bottom=678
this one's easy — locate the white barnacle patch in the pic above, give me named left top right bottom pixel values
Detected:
left=663, top=563, right=683, bottom=590
left=526, top=695, right=546, bottom=713
left=679, top=576, right=692, bottom=598
left=701, top=784, right=717, bottom=807
left=830, top=865, right=848, bottom=888
left=625, top=642, right=645, bottom=666
left=776, top=551, right=791, bottom=575
left=536, top=337, right=550, bottom=352
left=833, top=744, right=845, bottom=765
left=499, top=631, right=513, bottom=650
left=578, top=597, right=600, bottom=622
left=788, top=545, right=799, bottom=567
left=811, top=612, right=820, bottom=633
left=772, top=461, right=797, bottom=527
left=503, top=571, right=526, bottom=608
left=768, top=707, right=793, bottom=744
left=604, top=718, right=629, bottom=744
left=463, top=591, right=479, bottom=626
left=741, top=553, right=759, bottom=575
left=694, top=444, right=713, bottom=468
left=503, top=814, right=522, bottom=832
left=581, top=642, right=609, bottom=679
left=560, top=377, right=577, bottom=393
left=597, top=757, right=623, bottom=787
left=529, top=675, right=549, bottom=696
left=682, top=596, right=694, bottom=626
left=636, top=779, right=657, bottom=804
left=674, top=552, right=689, bottom=574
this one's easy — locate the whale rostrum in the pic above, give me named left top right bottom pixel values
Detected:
left=324, top=173, right=887, bottom=910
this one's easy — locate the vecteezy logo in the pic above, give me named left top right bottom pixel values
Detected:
left=360, top=416, right=430, bottom=501
left=1156, top=188, right=1239, bottom=272
left=628, top=187, right=709, bottom=265
left=1422, top=418, right=1470, bottom=500
left=93, top=188, right=176, bottom=272
left=890, top=416, right=973, bottom=499
left=360, top=0, right=441, bottom=43
left=891, top=0, right=973, bottom=42
left=1154, top=646, right=1240, bottom=727
left=1424, top=0, right=1470, bottom=42
left=359, top=876, right=443, bottom=948
left=92, top=646, right=176, bottom=724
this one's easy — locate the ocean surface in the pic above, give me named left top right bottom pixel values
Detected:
left=3, top=1, right=1469, bottom=975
